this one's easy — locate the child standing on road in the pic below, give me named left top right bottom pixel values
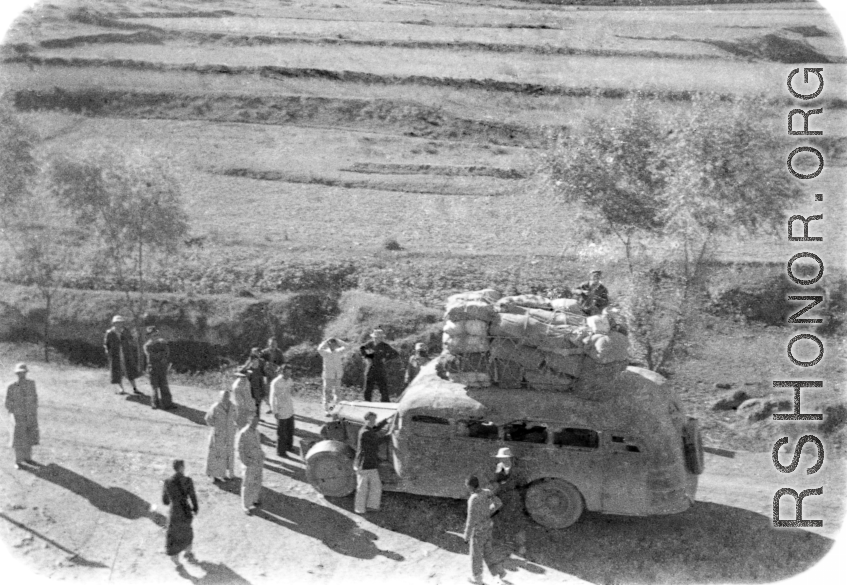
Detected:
left=269, top=365, right=295, bottom=457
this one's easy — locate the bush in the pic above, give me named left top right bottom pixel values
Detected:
left=383, top=237, right=402, bottom=251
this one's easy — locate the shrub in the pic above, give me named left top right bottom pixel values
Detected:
left=383, top=237, right=402, bottom=251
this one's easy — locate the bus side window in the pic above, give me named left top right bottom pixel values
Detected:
left=553, top=427, right=599, bottom=449
left=410, top=415, right=451, bottom=438
left=504, top=421, right=548, bottom=444
left=463, top=420, right=499, bottom=440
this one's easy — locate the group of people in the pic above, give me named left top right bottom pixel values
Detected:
left=6, top=311, right=539, bottom=579
left=103, top=315, right=175, bottom=409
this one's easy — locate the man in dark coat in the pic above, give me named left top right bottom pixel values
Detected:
left=354, top=411, right=390, bottom=514
left=574, top=269, right=610, bottom=316
left=144, top=326, right=174, bottom=410
left=240, top=348, right=269, bottom=417
left=359, top=328, right=399, bottom=402
left=103, top=315, right=141, bottom=395
left=162, top=459, right=199, bottom=565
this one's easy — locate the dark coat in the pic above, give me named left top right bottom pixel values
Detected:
left=162, top=473, right=198, bottom=556
left=359, top=340, right=399, bottom=377
left=104, top=327, right=140, bottom=383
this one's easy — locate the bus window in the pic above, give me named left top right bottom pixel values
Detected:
left=410, top=415, right=451, bottom=438
left=553, top=427, right=599, bottom=449
left=610, top=434, right=642, bottom=453
left=463, top=420, right=499, bottom=440
left=504, top=421, right=548, bottom=444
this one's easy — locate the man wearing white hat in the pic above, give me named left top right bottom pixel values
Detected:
left=103, top=315, right=142, bottom=395
left=492, top=447, right=527, bottom=558
left=359, top=328, right=399, bottom=402
left=5, top=363, right=39, bottom=469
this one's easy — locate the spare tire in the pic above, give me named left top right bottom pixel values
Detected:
left=682, top=417, right=705, bottom=475
left=304, top=440, right=356, bottom=497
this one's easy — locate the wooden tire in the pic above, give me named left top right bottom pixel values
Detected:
left=525, top=479, right=584, bottom=529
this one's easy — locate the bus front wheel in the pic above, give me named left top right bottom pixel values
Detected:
left=525, top=479, right=584, bottom=529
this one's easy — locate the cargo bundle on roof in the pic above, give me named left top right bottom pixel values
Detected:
left=437, top=288, right=630, bottom=396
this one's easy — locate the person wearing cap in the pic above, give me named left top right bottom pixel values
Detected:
left=236, top=416, right=264, bottom=514
left=5, top=363, right=39, bottom=469
left=317, top=337, right=351, bottom=413
left=491, top=447, right=527, bottom=558
left=359, top=328, right=399, bottom=402
left=353, top=411, right=391, bottom=514
left=260, top=337, right=284, bottom=412
left=404, top=342, right=429, bottom=388
left=231, top=371, right=256, bottom=431
left=239, top=347, right=269, bottom=417
left=162, top=459, right=199, bottom=566
left=103, top=315, right=142, bottom=395
left=574, top=269, right=610, bottom=316
left=269, top=364, right=295, bottom=457
left=144, top=326, right=174, bottom=410
left=204, top=387, right=237, bottom=483
left=462, top=475, right=507, bottom=585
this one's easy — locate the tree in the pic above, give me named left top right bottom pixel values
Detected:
left=48, top=145, right=189, bottom=363
left=0, top=102, right=85, bottom=361
left=538, top=96, right=803, bottom=371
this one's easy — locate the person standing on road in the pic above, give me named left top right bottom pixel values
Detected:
left=463, top=475, right=507, bottom=585
left=404, top=342, right=429, bottom=388
left=359, top=328, right=399, bottom=402
left=353, top=411, right=390, bottom=514
left=5, top=363, right=39, bottom=470
left=162, top=459, right=199, bottom=567
left=204, top=387, right=237, bottom=483
left=317, top=337, right=351, bottom=412
left=144, top=326, right=174, bottom=410
left=260, top=337, right=284, bottom=412
left=236, top=416, right=264, bottom=515
left=269, top=364, right=295, bottom=458
left=574, top=269, right=610, bottom=316
left=231, top=372, right=256, bottom=431
left=240, top=347, right=268, bottom=417
left=490, top=447, right=527, bottom=558
left=104, top=315, right=142, bottom=395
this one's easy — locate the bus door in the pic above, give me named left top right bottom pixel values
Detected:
left=601, top=431, right=648, bottom=514
left=402, top=413, right=459, bottom=495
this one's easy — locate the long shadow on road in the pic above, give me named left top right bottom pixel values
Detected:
left=125, top=393, right=208, bottom=426
left=253, top=487, right=404, bottom=562
left=29, top=463, right=166, bottom=527
left=358, top=492, right=834, bottom=584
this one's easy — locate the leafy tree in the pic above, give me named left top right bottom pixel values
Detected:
left=539, top=96, right=803, bottom=371
left=0, top=102, right=85, bottom=361
left=48, top=145, right=189, bottom=361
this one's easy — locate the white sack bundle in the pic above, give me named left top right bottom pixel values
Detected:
left=550, top=298, right=582, bottom=313
left=442, top=320, right=464, bottom=336
left=584, top=332, right=629, bottom=364
left=444, top=300, right=497, bottom=323
left=463, top=319, right=489, bottom=337
left=442, top=332, right=489, bottom=354
left=490, top=312, right=585, bottom=351
left=447, top=289, right=502, bottom=305
left=495, top=294, right=552, bottom=312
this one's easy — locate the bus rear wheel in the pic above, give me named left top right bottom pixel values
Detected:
left=525, top=479, right=584, bottom=529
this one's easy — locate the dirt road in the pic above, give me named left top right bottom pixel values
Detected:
left=0, top=359, right=843, bottom=585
